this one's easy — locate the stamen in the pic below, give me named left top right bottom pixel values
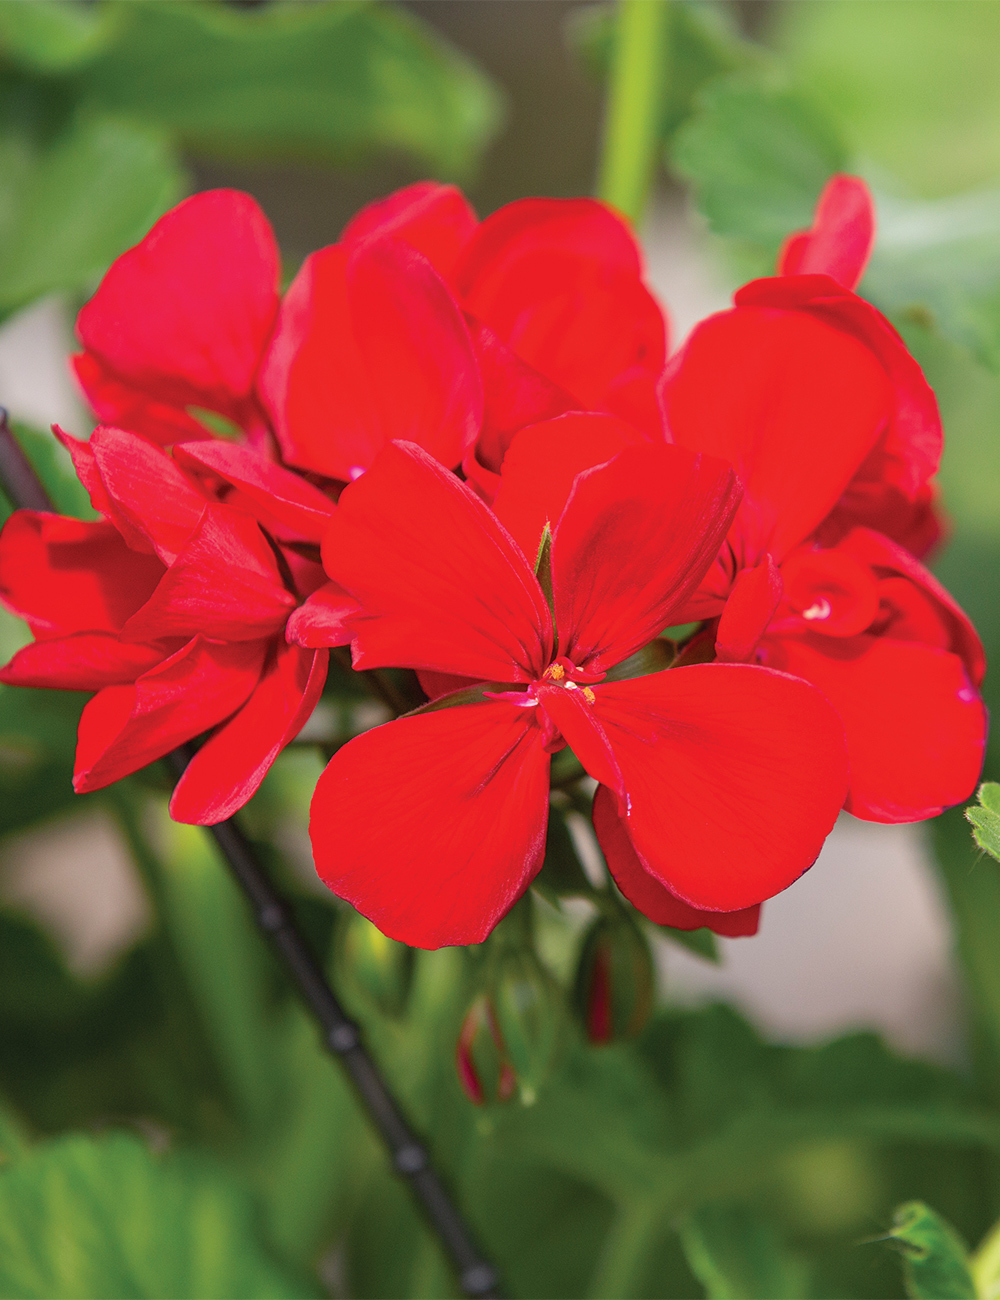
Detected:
left=564, top=680, right=578, bottom=691
left=802, top=598, right=832, bottom=621
left=582, top=687, right=596, bottom=705
left=545, top=663, right=565, bottom=681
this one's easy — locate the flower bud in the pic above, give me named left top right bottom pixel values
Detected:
left=490, top=948, right=562, bottom=1104
left=574, top=911, right=655, bottom=1044
left=333, top=908, right=414, bottom=1019
left=455, top=994, right=516, bottom=1106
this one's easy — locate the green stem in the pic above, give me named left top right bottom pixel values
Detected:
left=587, top=1196, right=662, bottom=1299
left=596, top=0, right=671, bottom=226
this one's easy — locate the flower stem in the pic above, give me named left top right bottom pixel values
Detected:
left=596, top=0, right=671, bottom=227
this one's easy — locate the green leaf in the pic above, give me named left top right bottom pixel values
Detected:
left=968, top=783, right=1000, bottom=863
left=78, top=1, right=503, bottom=178
left=678, top=1203, right=809, bottom=1300
left=0, top=1131, right=315, bottom=1299
left=658, top=924, right=719, bottom=963
left=776, top=0, right=1000, bottom=198
left=0, top=114, right=181, bottom=319
left=863, top=186, right=1000, bottom=372
left=147, top=807, right=283, bottom=1132
left=0, top=687, right=86, bottom=835
left=671, top=71, right=847, bottom=275
left=0, top=422, right=95, bottom=521
left=882, top=1201, right=976, bottom=1300
left=0, top=1, right=123, bottom=73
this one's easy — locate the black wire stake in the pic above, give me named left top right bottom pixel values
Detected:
left=0, top=410, right=501, bottom=1300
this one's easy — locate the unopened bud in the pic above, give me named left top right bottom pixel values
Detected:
left=333, top=908, right=414, bottom=1019
left=456, top=994, right=516, bottom=1106
left=490, top=949, right=562, bottom=1104
left=574, top=912, right=655, bottom=1044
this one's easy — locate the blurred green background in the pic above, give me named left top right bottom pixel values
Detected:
left=0, top=2, right=999, bottom=1298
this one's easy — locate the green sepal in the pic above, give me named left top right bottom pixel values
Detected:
left=879, top=1201, right=976, bottom=1300
left=967, top=782, right=1000, bottom=862
left=332, top=906, right=414, bottom=1020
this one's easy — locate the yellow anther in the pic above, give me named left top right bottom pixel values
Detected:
left=582, top=687, right=596, bottom=705
left=546, top=663, right=565, bottom=681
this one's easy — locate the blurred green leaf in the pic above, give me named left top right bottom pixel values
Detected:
left=0, top=422, right=95, bottom=521
left=882, top=1201, right=976, bottom=1300
left=968, top=784, right=1000, bottom=863
left=678, top=1203, right=809, bottom=1299
left=0, top=687, right=85, bottom=835
left=0, top=1, right=122, bottom=74
left=659, top=923, right=719, bottom=963
left=863, top=186, right=1000, bottom=372
left=78, top=1, right=503, bottom=178
left=776, top=0, right=1000, bottom=198
left=0, top=113, right=181, bottom=319
left=149, top=808, right=283, bottom=1133
left=0, top=1130, right=315, bottom=1299
left=671, top=71, right=846, bottom=275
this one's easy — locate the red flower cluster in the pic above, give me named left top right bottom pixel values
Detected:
left=0, top=173, right=986, bottom=947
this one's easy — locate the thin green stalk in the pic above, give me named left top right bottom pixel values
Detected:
left=596, top=0, right=671, bottom=226
left=587, top=1197, right=663, bottom=1300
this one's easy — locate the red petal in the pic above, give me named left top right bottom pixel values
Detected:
left=322, top=441, right=552, bottom=682
left=259, top=240, right=481, bottom=482
left=537, top=682, right=626, bottom=806
left=0, top=632, right=172, bottom=690
left=734, top=276, right=941, bottom=508
left=71, top=353, right=211, bottom=446
left=491, top=413, right=645, bottom=563
left=455, top=198, right=667, bottom=436
left=592, top=785, right=760, bottom=936
left=0, top=512, right=164, bottom=635
left=715, top=555, right=783, bottom=663
left=170, top=643, right=328, bottom=824
left=763, top=632, right=986, bottom=822
left=286, top=581, right=360, bottom=649
left=341, top=181, right=478, bottom=281
left=122, top=504, right=295, bottom=644
left=174, top=440, right=336, bottom=542
left=89, top=426, right=209, bottom=563
left=75, top=190, right=279, bottom=434
left=778, top=175, right=875, bottom=290
left=590, top=665, right=849, bottom=911
left=74, top=635, right=266, bottom=792
left=664, top=303, right=892, bottom=563
left=416, top=669, right=483, bottom=701
left=310, top=699, right=550, bottom=947
left=836, top=526, right=984, bottom=685
left=462, top=317, right=576, bottom=500
left=552, top=444, right=740, bottom=674
left=777, top=545, right=880, bottom=638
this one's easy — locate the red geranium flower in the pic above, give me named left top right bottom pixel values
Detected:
left=307, top=426, right=849, bottom=948
left=72, top=184, right=665, bottom=510
left=655, top=178, right=988, bottom=821
left=338, top=181, right=669, bottom=495
left=0, top=426, right=331, bottom=824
